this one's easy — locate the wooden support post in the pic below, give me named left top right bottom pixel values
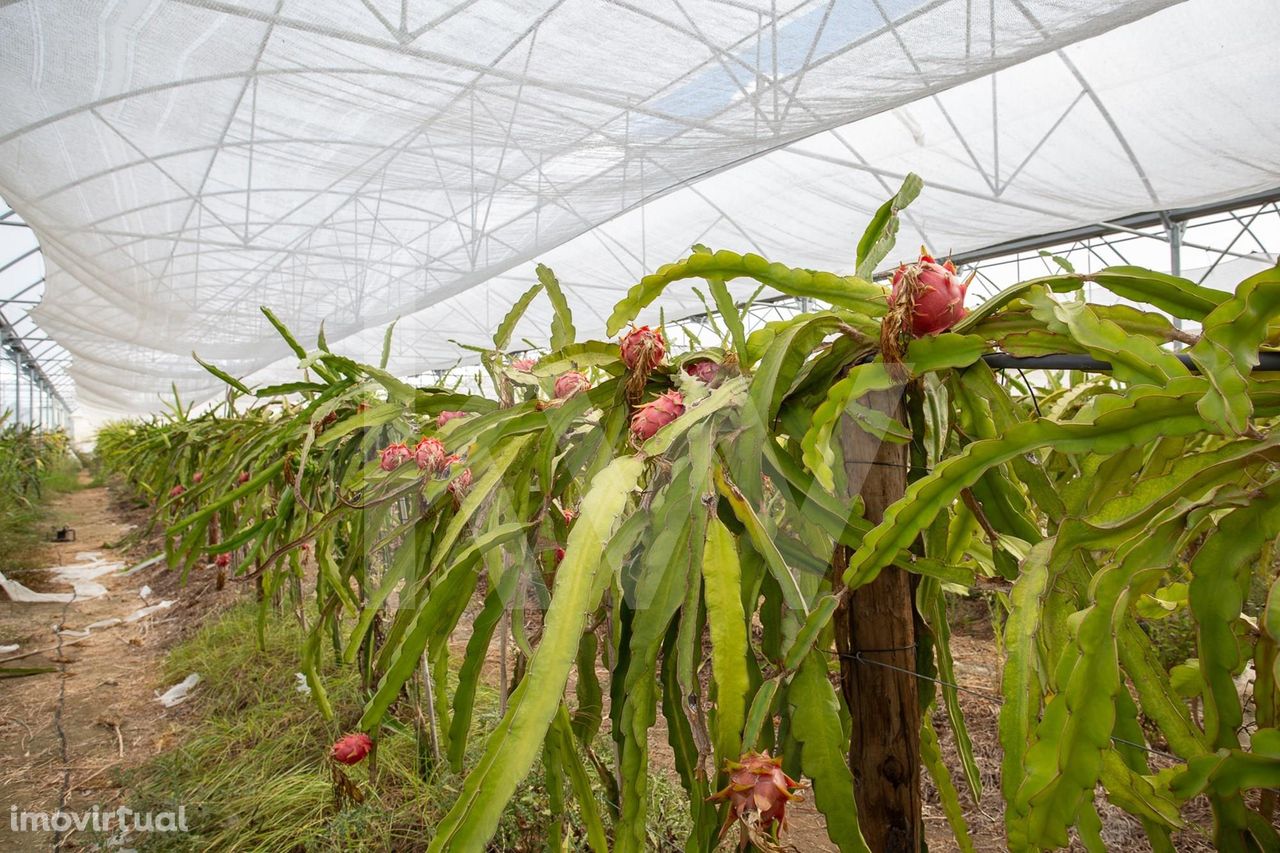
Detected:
left=833, top=387, right=921, bottom=853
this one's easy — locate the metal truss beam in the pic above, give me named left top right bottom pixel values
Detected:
left=950, top=187, right=1280, bottom=267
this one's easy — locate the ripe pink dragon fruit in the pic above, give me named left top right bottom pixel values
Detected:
left=553, top=371, right=591, bottom=399
left=683, top=359, right=719, bottom=384
left=236, top=470, right=251, bottom=485
left=630, top=391, right=685, bottom=441
left=168, top=484, right=186, bottom=498
left=379, top=442, right=411, bottom=472
left=437, top=410, right=468, bottom=428
left=414, top=437, right=447, bottom=472
left=330, top=732, right=373, bottom=765
left=710, top=751, right=803, bottom=846
left=192, top=471, right=203, bottom=484
left=511, top=357, right=536, bottom=372
left=620, top=325, right=666, bottom=372
left=889, top=251, right=970, bottom=336
left=448, top=468, right=473, bottom=497
left=214, top=553, right=230, bottom=569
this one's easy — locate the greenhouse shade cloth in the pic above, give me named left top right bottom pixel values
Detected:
left=1, top=0, right=1277, bottom=413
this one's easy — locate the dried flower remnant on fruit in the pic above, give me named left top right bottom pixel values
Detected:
left=315, top=411, right=339, bottom=433
left=330, top=732, right=373, bottom=765
left=448, top=467, right=473, bottom=498
left=888, top=249, right=971, bottom=337
left=621, top=324, right=666, bottom=400
left=379, top=442, right=411, bottom=472
left=620, top=325, right=666, bottom=372
left=553, top=371, right=591, bottom=399
left=630, top=391, right=685, bottom=440
left=710, top=751, right=804, bottom=849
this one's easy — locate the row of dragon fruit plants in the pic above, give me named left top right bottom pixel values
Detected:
left=0, top=417, right=71, bottom=509
left=97, top=176, right=1280, bottom=852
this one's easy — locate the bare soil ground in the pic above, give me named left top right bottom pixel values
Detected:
left=0, top=478, right=236, bottom=851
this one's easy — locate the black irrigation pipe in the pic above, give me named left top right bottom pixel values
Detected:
left=981, top=351, right=1280, bottom=373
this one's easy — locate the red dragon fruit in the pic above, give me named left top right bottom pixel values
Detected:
left=889, top=250, right=971, bottom=336
left=413, top=437, right=447, bottom=472
left=379, top=442, right=411, bottom=472
left=683, top=359, right=719, bottom=384
left=511, top=357, right=536, bottom=373
left=330, top=732, right=373, bottom=765
left=214, top=553, right=230, bottom=569
left=436, top=410, right=468, bottom=428
left=448, top=467, right=473, bottom=497
left=192, top=471, right=204, bottom=484
left=630, top=391, right=685, bottom=441
left=620, top=325, right=666, bottom=372
left=554, top=546, right=566, bottom=565
left=168, top=484, right=186, bottom=499
left=553, top=371, right=591, bottom=399
left=236, top=470, right=251, bottom=485
left=710, top=751, right=804, bottom=847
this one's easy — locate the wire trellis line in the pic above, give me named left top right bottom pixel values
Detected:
left=828, top=648, right=1182, bottom=762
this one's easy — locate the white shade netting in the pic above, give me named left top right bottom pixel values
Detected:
left=1, top=0, right=1278, bottom=414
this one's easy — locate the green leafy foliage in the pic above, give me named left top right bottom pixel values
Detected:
left=97, top=186, right=1280, bottom=852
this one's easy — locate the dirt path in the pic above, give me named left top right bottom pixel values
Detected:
left=0, top=478, right=232, bottom=851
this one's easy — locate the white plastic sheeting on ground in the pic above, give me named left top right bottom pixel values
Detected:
left=156, top=673, right=201, bottom=707
left=1, top=0, right=1278, bottom=413
left=0, top=553, right=123, bottom=603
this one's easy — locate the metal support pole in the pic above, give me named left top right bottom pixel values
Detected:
left=14, top=355, right=21, bottom=425
left=1167, top=216, right=1184, bottom=278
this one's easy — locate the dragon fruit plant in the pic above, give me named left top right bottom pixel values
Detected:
left=379, top=442, right=411, bottom=471
left=620, top=324, right=665, bottom=372
left=630, top=390, right=685, bottom=440
left=710, top=752, right=805, bottom=849
left=888, top=249, right=971, bottom=336
left=106, top=173, right=1280, bottom=853
left=331, top=732, right=373, bottom=765
left=620, top=324, right=666, bottom=399
left=552, top=371, right=591, bottom=399
left=682, top=358, right=719, bottom=384
left=436, top=410, right=468, bottom=428
left=447, top=467, right=472, bottom=497
left=413, top=436, right=447, bottom=473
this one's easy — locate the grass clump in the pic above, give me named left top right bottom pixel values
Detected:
left=118, top=604, right=690, bottom=851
